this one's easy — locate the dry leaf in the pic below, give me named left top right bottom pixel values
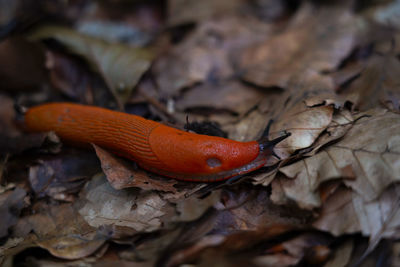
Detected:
left=37, top=236, right=106, bottom=260
left=272, top=105, right=334, bottom=158
left=93, top=144, right=177, bottom=192
left=303, top=109, right=355, bottom=157
left=323, top=239, right=354, bottom=267
left=364, top=0, right=400, bottom=30
left=28, top=150, right=101, bottom=201
left=78, top=174, right=175, bottom=232
left=172, top=190, right=221, bottom=222
left=214, top=187, right=308, bottom=232
left=271, top=109, right=400, bottom=209
left=13, top=202, right=104, bottom=260
left=166, top=225, right=294, bottom=267
left=0, top=188, right=26, bottom=238
left=252, top=72, right=349, bottom=185
left=29, top=26, right=153, bottom=105
left=45, top=50, right=96, bottom=103
left=175, top=81, right=266, bottom=117
left=255, top=233, right=332, bottom=267
left=224, top=108, right=275, bottom=142
left=344, top=55, right=400, bottom=112
left=167, top=0, right=242, bottom=26
left=263, top=71, right=340, bottom=159
left=314, top=185, right=400, bottom=239
left=154, top=16, right=273, bottom=97
left=239, top=2, right=359, bottom=88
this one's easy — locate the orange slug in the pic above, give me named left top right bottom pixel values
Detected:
left=25, top=103, right=290, bottom=182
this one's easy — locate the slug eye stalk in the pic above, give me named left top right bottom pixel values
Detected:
left=258, top=131, right=291, bottom=152
left=257, top=119, right=291, bottom=158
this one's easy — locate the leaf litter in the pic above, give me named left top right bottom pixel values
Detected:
left=1, top=0, right=400, bottom=266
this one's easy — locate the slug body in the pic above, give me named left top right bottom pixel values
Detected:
left=25, top=103, right=284, bottom=182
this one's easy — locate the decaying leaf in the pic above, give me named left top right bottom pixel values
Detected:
left=78, top=174, right=175, bottom=232
left=13, top=202, right=104, bottom=260
left=167, top=0, right=243, bottom=26
left=29, top=26, right=153, bottom=105
left=171, top=190, right=221, bottom=222
left=344, top=55, right=400, bottom=112
left=29, top=150, right=101, bottom=201
left=153, top=16, right=273, bottom=97
left=225, top=112, right=266, bottom=144
left=45, top=50, right=96, bottom=103
left=254, top=233, right=332, bottom=267
left=4, top=0, right=400, bottom=265
left=272, top=109, right=400, bottom=209
left=214, top=186, right=308, bottom=231
left=314, top=184, right=400, bottom=240
left=93, top=144, right=177, bottom=192
left=165, top=224, right=295, bottom=267
left=272, top=105, right=334, bottom=158
left=323, top=239, right=354, bottom=267
left=364, top=0, right=400, bottom=30
left=175, top=81, right=265, bottom=117
left=37, top=236, right=106, bottom=260
left=260, top=70, right=341, bottom=159
left=303, top=109, right=355, bottom=157
left=239, top=2, right=359, bottom=88
left=0, top=187, right=27, bottom=239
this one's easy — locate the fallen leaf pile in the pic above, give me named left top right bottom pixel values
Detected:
left=1, top=0, right=400, bottom=266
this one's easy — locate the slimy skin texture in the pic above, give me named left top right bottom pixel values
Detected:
left=25, top=103, right=272, bottom=182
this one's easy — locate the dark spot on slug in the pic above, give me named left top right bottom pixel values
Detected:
left=207, top=157, right=221, bottom=168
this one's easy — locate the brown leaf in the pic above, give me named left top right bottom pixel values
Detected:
left=93, top=144, right=177, bottom=193
left=166, top=224, right=295, bottom=267
left=29, top=150, right=101, bottom=201
left=0, top=132, right=62, bottom=156
left=343, top=55, right=400, bottom=112
left=37, top=236, right=106, bottom=260
left=29, top=26, right=154, bottom=105
left=239, top=2, right=359, bottom=88
left=153, top=42, right=232, bottom=98
left=13, top=202, right=104, bottom=260
left=323, top=239, right=354, bottom=267
left=153, top=16, right=274, bottom=97
left=77, top=174, right=175, bottom=232
left=303, top=109, right=355, bottom=157
left=172, top=190, right=221, bottom=222
left=0, top=187, right=27, bottom=238
left=272, top=105, right=334, bottom=158
left=175, top=81, right=266, bottom=117
left=314, top=184, right=400, bottom=239
left=224, top=107, right=275, bottom=142
left=214, top=187, right=309, bottom=232
left=45, top=50, right=95, bottom=104
left=256, top=233, right=332, bottom=267
left=262, top=71, right=340, bottom=159
left=167, top=0, right=243, bottom=26
left=365, top=0, right=400, bottom=30
left=252, top=73, right=349, bottom=185
left=271, top=109, right=400, bottom=209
